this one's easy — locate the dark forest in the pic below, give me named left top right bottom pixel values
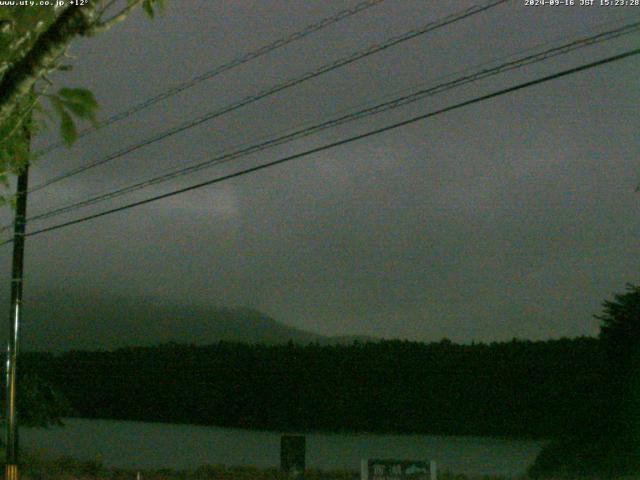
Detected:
left=22, top=337, right=606, bottom=439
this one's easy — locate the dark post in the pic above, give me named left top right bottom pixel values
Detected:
left=4, top=163, right=29, bottom=480
left=280, top=434, right=305, bottom=479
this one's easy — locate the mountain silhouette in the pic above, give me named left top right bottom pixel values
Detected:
left=13, top=292, right=375, bottom=351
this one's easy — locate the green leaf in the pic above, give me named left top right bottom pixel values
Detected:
left=60, top=110, right=77, bottom=146
left=60, top=99, right=94, bottom=121
left=49, top=95, right=65, bottom=117
left=58, top=87, right=96, bottom=107
left=58, top=87, right=97, bottom=121
left=142, top=0, right=154, bottom=18
left=49, top=88, right=99, bottom=137
left=0, top=147, right=10, bottom=166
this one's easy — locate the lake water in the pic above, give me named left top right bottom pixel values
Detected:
left=21, top=418, right=545, bottom=477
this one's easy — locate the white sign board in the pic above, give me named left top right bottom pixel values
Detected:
left=361, top=459, right=437, bottom=480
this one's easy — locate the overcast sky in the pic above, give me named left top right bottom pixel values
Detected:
left=0, top=0, right=638, bottom=350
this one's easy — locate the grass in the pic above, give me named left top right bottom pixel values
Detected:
left=10, top=455, right=640, bottom=480
left=6, top=456, right=506, bottom=480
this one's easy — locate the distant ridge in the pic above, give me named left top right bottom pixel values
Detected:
left=15, top=293, right=379, bottom=352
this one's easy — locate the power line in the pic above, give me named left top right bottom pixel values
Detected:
left=31, top=0, right=507, bottom=190
left=34, top=0, right=387, bottom=157
left=16, top=20, right=640, bottom=229
left=19, top=20, right=640, bottom=228
left=28, top=0, right=510, bottom=193
left=3, top=47, right=635, bottom=246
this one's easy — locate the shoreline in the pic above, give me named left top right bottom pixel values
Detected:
left=20, top=456, right=640, bottom=480
left=20, top=457, right=515, bottom=480
left=58, top=416, right=552, bottom=443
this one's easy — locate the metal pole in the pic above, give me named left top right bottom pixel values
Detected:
left=4, top=163, right=29, bottom=480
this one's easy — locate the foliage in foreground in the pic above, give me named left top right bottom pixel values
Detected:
left=529, top=285, right=640, bottom=478
left=17, top=456, right=640, bottom=480
left=13, top=457, right=511, bottom=480
left=0, top=0, right=165, bottom=204
left=0, top=373, right=72, bottom=428
left=528, top=435, right=640, bottom=479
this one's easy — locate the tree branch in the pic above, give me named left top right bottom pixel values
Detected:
left=0, top=94, right=39, bottom=146
left=88, top=0, right=144, bottom=36
left=0, top=1, right=100, bottom=126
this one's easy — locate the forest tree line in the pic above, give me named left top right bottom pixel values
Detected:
left=20, top=336, right=607, bottom=439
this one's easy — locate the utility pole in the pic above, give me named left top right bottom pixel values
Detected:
left=4, top=149, right=29, bottom=480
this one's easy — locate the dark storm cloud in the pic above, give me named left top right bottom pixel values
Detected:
left=0, top=0, right=638, bottom=349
